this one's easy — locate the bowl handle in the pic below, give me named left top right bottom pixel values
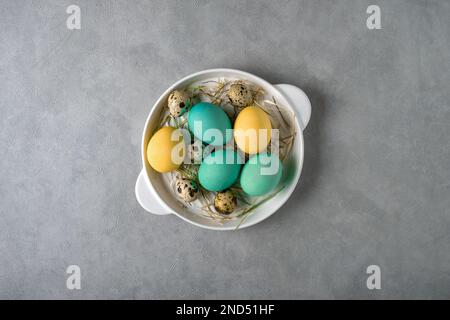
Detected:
left=274, top=84, right=311, bottom=130
left=135, top=169, right=171, bottom=215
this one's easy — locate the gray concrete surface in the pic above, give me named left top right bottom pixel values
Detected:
left=1, top=0, right=450, bottom=299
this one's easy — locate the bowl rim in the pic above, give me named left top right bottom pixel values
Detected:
left=140, top=68, right=304, bottom=230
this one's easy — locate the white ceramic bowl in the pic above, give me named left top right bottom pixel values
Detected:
left=135, top=69, right=311, bottom=230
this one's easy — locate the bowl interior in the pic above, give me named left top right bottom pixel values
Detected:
left=142, top=69, right=303, bottom=230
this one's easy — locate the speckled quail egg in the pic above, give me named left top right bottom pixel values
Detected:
left=214, top=190, right=237, bottom=215
left=175, top=177, right=199, bottom=202
left=168, top=90, right=191, bottom=117
left=227, top=83, right=253, bottom=108
left=185, top=141, right=203, bottom=164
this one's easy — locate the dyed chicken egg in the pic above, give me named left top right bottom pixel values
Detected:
left=233, top=106, right=272, bottom=154
left=188, top=102, right=232, bottom=146
left=146, top=126, right=185, bottom=173
left=198, top=149, right=242, bottom=191
left=240, top=152, right=282, bottom=196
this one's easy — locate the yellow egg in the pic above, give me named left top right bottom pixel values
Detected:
left=234, top=106, right=272, bottom=154
left=147, top=126, right=185, bottom=173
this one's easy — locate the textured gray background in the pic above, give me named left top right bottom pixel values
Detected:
left=1, top=0, right=449, bottom=299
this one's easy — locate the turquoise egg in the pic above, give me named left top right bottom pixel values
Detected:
left=188, top=102, right=232, bottom=146
left=240, top=153, right=283, bottom=196
left=198, top=149, right=242, bottom=191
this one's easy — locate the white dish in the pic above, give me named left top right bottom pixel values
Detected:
left=135, top=69, right=311, bottom=230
